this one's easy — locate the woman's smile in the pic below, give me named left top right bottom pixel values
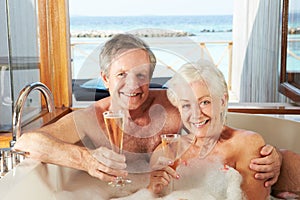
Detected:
left=191, top=119, right=209, bottom=128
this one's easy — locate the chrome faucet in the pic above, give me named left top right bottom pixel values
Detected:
left=10, top=82, right=55, bottom=147
left=1, top=82, right=55, bottom=177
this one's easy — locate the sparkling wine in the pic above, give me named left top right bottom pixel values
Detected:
left=103, top=112, right=124, bottom=154
left=103, top=110, right=131, bottom=187
left=160, top=134, right=181, bottom=193
left=161, top=134, right=181, bottom=169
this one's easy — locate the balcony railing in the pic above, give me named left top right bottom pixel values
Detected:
left=199, top=41, right=233, bottom=90
left=71, top=40, right=234, bottom=88
left=70, top=40, right=234, bottom=105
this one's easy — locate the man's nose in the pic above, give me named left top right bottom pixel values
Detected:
left=124, top=73, right=140, bottom=89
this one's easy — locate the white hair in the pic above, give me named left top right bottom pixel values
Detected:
left=166, top=59, right=229, bottom=123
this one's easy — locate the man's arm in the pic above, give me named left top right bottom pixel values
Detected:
left=272, top=149, right=300, bottom=198
left=249, top=144, right=282, bottom=187
left=13, top=112, right=128, bottom=182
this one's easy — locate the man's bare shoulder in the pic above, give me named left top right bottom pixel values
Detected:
left=149, top=89, right=172, bottom=105
left=94, top=96, right=111, bottom=111
left=68, top=98, right=110, bottom=125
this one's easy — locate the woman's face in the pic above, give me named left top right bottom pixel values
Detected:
left=177, top=80, right=224, bottom=138
left=102, top=49, right=151, bottom=110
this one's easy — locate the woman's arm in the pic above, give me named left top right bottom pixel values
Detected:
left=236, top=131, right=270, bottom=200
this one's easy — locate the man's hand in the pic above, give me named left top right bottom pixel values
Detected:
left=86, top=146, right=128, bottom=182
left=250, top=144, right=282, bottom=187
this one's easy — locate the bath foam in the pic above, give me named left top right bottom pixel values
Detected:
left=171, top=158, right=245, bottom=200
left=113, top=158, right=245, bottom=200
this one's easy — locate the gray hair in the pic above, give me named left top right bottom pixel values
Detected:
left=167, top=60, right=229, bottom=122
left=99, top=34, right=156, bottom=78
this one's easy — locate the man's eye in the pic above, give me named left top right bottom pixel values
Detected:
left=136, top=73, right=146, bottom=79
left=116, top=72, right=126, bottom=78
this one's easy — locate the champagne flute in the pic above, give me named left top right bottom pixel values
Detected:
left=103, top=110, right=131, bottom=187
left=160, top=133, right=181, bottom=193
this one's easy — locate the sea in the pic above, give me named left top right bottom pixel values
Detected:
left=70, top=15, right=233, bottom=80
left=70, top=15, right=233, bottom=39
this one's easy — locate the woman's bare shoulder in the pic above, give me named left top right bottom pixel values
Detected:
left=226, top=126, right=265, bottom=145
left=237, top=129, right=264, bottom=145
left=222, top=126, right=265, bottom=157
left=226, top=128, right=269, bottom=199
left=225, top=127, right=266, bottom=166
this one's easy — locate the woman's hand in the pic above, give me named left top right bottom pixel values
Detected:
left=249, top=144, right=282, bottom=187
left=84, top=146, right=128, bottom=182
left=147, top=166, right=178, bottom=194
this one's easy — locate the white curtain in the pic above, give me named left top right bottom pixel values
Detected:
left=232, top=0, right=285, bottom=102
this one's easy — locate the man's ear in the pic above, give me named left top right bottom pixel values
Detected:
left=101, top=72, right=109, bottom=89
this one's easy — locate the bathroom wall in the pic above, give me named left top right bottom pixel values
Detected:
left=0, top=0, right=41, bottom=131
left=0, top=0, right=12, bottom=131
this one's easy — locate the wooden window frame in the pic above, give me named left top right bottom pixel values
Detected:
left=36, top=0, right=299, bottom=116
left=38, top=0, right=72, bottom=108
left=279, top=0, right=300, bottom=102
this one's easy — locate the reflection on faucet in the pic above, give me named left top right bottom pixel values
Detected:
left=0, top=66, right=13, bottom=106
left=10, top=82, right=55, bottom=147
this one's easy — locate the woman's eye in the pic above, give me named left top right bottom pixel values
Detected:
left=200, top=100, right=210, bottom=107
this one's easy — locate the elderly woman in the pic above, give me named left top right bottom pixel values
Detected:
left=147, top=60, right=270, bottom=199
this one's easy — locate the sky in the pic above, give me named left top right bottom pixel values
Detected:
left=69, top=0, right=234, bottom=16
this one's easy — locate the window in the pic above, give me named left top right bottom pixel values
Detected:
left=0, top=0, right=40, bottom=131
left=69, top=0, right=235, bottom=107
left=0, top=0, right=71, bottom=131
left=279, top=0, right=300, bottom=102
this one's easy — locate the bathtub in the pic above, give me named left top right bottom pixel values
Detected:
left=0, top=112, right=299, bottom=199
left=226, top=112, right=300, bottom=154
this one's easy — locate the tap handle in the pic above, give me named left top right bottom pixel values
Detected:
left=9, top=139, right=16, bottom=148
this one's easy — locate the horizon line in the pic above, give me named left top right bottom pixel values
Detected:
left=70, top=14, right=234, bottom=17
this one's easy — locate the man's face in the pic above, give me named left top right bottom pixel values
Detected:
left=102, top=49, right=151, bottom=110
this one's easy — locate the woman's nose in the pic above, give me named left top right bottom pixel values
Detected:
left=192, top=106, right=202, bottom=119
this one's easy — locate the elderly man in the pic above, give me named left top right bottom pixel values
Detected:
left=15, top=34, right=281, bottom=188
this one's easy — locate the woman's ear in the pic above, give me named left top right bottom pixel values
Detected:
left=221, top=93, right=228, bottom=111
left=101, top=72, right=109, bottom=89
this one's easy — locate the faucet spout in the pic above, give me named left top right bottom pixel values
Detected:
left=10, top=82, right=55, bottom=147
